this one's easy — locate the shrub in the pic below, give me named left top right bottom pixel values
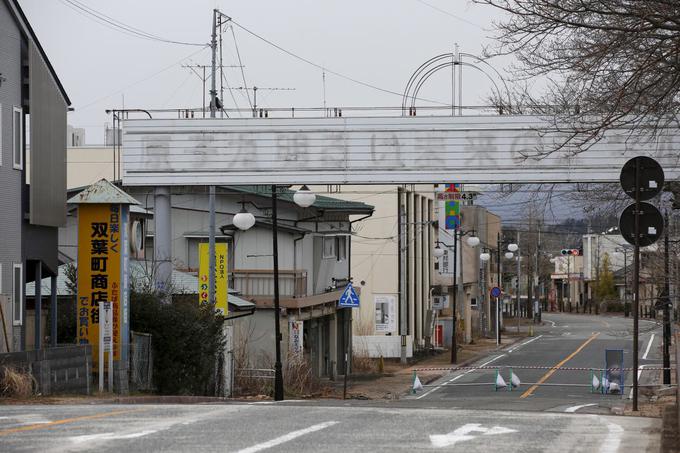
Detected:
left=130, top=291, right=224, bottom=395
left=0, top=366, right=35, bottom=398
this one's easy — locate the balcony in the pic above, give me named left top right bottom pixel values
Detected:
left=231, top=269, right=308, bottom=299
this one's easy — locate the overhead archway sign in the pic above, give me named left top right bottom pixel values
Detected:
left=122, top=115, right=680, bottom=186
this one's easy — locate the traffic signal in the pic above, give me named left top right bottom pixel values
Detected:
left=561, top=249, right=581, bottom=256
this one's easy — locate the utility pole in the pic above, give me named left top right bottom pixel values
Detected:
left=516, top=230, right=521, bottom=333
left=399, top=189, right=407, bottom=364
left=208, top=9, right=218, bottom=310
left=663, top=209, right=671, bottom=385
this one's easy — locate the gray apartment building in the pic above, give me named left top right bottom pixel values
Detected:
left=0, top=0, right=70, bottom=352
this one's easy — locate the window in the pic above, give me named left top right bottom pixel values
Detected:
left=322, top=236, right=336, bottom=259
left=13, top=106, right=23, bottom=170
left=336, top=236, right=347, bottom=262
left=12, top=264, right=22, bottom=326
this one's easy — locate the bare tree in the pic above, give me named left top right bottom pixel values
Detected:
left=477, top=0, right=680, bottom=154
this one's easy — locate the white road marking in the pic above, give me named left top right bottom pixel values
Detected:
left=642, top=334, right=655, bottom=360
left=71, top=430, right=157, bottom=444
left=416, top=354, right=507, bottom=400
left=564, top=403, right=597, bottom=413
left=599, top=422, right=623, bottom=453
left=547, top=320, right=556, bottom=327
left=628, top=364, right=650, bottom=399
left=508, top=335, right=543, bottom=353
left=430, top=423, right=517, bottom=448
left=235, top=421, right=339, bottom=453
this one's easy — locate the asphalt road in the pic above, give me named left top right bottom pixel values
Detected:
left=0, top=401, right=660, bottom=452
left=412, top=312, right=665, bottom=413
left=0, top=313, right=664, bottom=452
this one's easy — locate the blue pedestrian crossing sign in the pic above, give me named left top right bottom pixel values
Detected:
left=338, top=283, right=360, bottom=308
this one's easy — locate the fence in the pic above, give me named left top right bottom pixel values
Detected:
left=0, top=345, right=92, bottom=395
left=234, top=367, right=275, bottom=396
left=130, top=331, right=153, bottom=391
left=413, top=364, right=677, bottom=395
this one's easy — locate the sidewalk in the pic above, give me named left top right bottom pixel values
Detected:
left=336, top=331, right=530, bottom=400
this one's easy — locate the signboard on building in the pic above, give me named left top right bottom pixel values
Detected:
left=433, top=295, right=449, bottom=310
left=289, top=320, right=303, bottom=355
left=198, top=243, right=228, bottom=315
left=374, top=294, right=397, bottom=332
left=77, top=204, right=123, bottom=363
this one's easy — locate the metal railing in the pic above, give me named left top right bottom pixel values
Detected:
left=232, top=269, right=307, bottom=298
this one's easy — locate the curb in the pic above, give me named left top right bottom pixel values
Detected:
left=88, top=395, right=231, bottom=405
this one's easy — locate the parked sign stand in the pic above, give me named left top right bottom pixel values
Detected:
left=99, top=301, right=114, bottom=393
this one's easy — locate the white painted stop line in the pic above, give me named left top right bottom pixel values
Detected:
left=235, top=421, right=339, bottom=453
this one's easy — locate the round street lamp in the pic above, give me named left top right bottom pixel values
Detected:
left=480, top=252, right=491, bottom=262
left=233, top=207, right=256, bottom=231
left=466, top=235, right=480, bottom=247
left=433, top=245, right=445, bottom=258
left=505, top=251, right=514, bottom=259
left=507, top=243, right=519, bottom=252
left=293, top=185, right=316, bottom=208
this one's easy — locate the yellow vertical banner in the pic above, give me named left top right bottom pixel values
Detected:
left=77, top=204, right=122, bottom=364
left=198, top=243, right=228, bottom=315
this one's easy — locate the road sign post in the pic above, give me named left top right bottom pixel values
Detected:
left=619, top=156, right=665, bottom=412
left=491, top=286, right=501, bottom=345
left=99, top=301, right=113, bottom=393
left=338, top=283, right=359, bottom=399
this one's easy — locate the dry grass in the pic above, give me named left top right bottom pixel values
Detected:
left=352, top=351, right=379, bottom=374
left=283, top=356, right=324, bottom=397
left=0, top=366, right=35, bottom=398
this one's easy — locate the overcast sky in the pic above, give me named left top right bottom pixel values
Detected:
left=18, top=0, right=583, bottom=222
left=20, top=0, right=508, bottom=142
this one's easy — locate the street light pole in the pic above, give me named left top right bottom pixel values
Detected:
left=451, top=230, right=458, bottom=364
left=516, top=231, right=521, bottom=332
left=497, top=232, right=502, bottom=344
left=271, top=185, right=284, bottom=401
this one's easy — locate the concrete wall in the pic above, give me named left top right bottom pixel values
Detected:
left=0, top=345, right=92, bottom=395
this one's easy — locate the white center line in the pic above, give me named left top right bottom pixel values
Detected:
left=235, top=421, right=339, bottom=453
left=642, top=333, right=655, bottom=360
left=564, top=403, right=597, bottom=413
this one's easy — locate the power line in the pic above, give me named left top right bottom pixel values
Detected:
left=59, top=0, right=206, bottom=47
left=228, top=25, right=252, bottom=108
left=227, top=17, right=449, bottom=106
left=78, top=46, right=209, bottom=111
left=414, top=0, right=484, bottom=30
